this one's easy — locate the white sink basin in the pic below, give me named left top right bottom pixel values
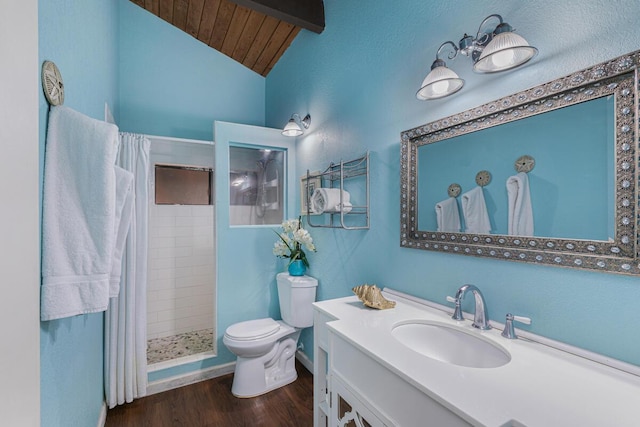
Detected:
left=391, top=320, right=511, bottom=368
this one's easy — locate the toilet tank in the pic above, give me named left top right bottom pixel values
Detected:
left=277, top=272, right=318, bottom=328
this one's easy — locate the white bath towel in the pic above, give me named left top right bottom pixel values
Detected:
left=311, top=188, right=351, bottom=213
left=109, top=166, right=134, bottom=297
left=461, top=186, right=491, bottom=234
left=41, top=106, right=120, bottom=321
left=507, top=172, right=534, bottom=236
left=435, top=197, right=461, bottom=232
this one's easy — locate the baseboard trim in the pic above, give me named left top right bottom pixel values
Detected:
left=97, top=401, right=107, bottom=427
left=296, top=350, right=314, bottom=373
left=146, top=362, right=236, bottom=396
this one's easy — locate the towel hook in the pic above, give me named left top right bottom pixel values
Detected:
left=41, top=61, right=65, bottom=106
left=515, top=155, right=535, bottom=173
left=475, top=170, right=492, bottom=187
left=447, top=183, right=461, bottom=198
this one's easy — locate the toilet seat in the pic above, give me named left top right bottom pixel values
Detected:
left=225, top=318, right=280, bottom=341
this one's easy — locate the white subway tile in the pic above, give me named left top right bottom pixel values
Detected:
left=148, top=297, right=174, bottom=313
left=176, top=314, right=213, bottom=330
left=154, top=268, right=176, bottom=281
left=157, top=309, right=177, bottom=322
left=147, top=320, right=176, bottom=336
left=193, top=265, right=215, bottom=277
left=173, top=206, right=193, bottom=216
left=174, top=266, right=193, bottom=278
left=149, top=236, right=175, bottom=249
left=150, top=216, right=175, bottom=228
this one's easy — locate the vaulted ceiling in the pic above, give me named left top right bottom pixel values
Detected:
left=129, top=0, right=324, bottom=76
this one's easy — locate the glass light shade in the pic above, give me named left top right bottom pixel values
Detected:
left=282, top=119, right=303, bottom=136
left=416, top=65, right=465, bottom=100
left=473, top=32, right=538, bottom=73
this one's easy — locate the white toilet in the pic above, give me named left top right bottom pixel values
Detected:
left=223, top=272, right=318, bottom=398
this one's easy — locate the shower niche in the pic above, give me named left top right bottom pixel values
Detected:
left=229, top=145, right=285, bottom=226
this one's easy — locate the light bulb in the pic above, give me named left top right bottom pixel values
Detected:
left=431, top=80, right=450, bottom=95
left=491, top=49, right=515, bottom=68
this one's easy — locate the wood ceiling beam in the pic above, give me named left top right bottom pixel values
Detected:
left=229, top=0, right=324, bottom=34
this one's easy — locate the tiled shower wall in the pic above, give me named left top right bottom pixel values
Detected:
left=147, top=193, right=215, bottom=340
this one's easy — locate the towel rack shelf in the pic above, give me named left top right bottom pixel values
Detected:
left=304, top=152, right=369, bottom=230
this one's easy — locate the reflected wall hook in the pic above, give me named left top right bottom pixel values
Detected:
left=448, top=183, right=461, bottom=198
left=514, top=155, right=535, bottom=173
left=475, top=170, right=492, bottom=187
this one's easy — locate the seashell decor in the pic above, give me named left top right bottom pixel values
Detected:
left=352, top=284, right=396, bottom=310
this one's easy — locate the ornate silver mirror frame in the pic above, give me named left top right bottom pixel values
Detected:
left=400, top=50, right=640, bottom=275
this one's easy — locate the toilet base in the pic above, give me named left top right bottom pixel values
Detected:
left=232, top=368, right=297, bottom=398
left=230, top=335, right=300, bottom=398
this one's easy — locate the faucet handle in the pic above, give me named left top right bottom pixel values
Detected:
left=501, top=313, right=531, bottom=339
left=446, top=295, right=464, bottom=321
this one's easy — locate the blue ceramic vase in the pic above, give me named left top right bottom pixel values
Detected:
left=288, top=260, right=306, bottom=276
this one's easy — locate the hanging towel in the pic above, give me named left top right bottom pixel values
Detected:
left=435, top=197, right=461, bottom=232
left=311, top=188, right=351, bottom=213
left=41, top=106, right=120, bottom=321
left=109, top=166, right=134, bottom=298
left=461, top=186, right=491, bottom=234
left=507, top=172, right=534, bottom=236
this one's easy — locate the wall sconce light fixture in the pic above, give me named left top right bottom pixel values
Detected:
left=417, top=14, right=538, bottom=101
left=282, top=113, right=311, bottom=136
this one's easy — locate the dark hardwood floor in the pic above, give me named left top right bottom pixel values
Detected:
left=105, top=360, right=314, bottom=427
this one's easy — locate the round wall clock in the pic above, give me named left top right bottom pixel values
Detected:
left=41, top=60, right=64, bottom=106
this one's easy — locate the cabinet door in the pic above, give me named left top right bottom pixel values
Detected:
left=331, top=375, right=395, bottom=427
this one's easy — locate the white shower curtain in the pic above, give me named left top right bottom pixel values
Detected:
left=105, top=133, right=150, bottom=408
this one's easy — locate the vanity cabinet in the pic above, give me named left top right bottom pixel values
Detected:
left=329, top=331, right=470, bottom=427
left=313, top=303, right=470, bottom=427
left=314, top=294, right=640, bottom=426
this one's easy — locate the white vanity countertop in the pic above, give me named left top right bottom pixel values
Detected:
left=314, top=294, right=640, bottom=427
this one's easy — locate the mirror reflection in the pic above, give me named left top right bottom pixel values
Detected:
left=400, top=50, right=640, bottom=275
left=229, top=145, right=285, bottom=226
left=418, top=95, right=615, bottom=241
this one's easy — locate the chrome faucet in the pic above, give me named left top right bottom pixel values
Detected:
left=451, top=284, right=491, bottom=330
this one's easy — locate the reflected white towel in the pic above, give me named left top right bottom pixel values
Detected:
left=109, top=166, right=134, bottom=297
left=507, top=172, right=534, bottom=236
left=461, top=186, right=491, bottom=234
left=311, top=188, right=351, bottom=213
left=435, top=197, right=461, bottom=232
left=41, top=106, right=119, bottom=320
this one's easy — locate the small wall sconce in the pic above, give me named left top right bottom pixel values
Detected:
left=282, top=113, right=311, bottom=136
left=417, top=14, right=538, bottom=101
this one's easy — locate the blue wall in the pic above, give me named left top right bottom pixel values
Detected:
left=118, top=1, right=265, bottom=140
left=38, top=1, right=119, bottom=426
left=266, top=0, right=640, bottom=366
left=39, top=1, right=268, bottom=424
left=418, top=96, right=614, bottom=239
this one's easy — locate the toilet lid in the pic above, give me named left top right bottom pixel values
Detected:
left=225, top=318, right=280, bottom=341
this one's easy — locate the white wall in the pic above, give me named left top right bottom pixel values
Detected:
left=0, top=0, right=40, bottom=425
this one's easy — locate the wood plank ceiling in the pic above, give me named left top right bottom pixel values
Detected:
left=129, top=0, right=324, bottom=76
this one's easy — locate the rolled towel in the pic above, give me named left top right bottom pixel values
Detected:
left=311, top=188, right=351, bottom=213
left=506, top=172, right=534, bottom=236
left=435, top=197, right=461, bottom=232
left=461, top=186, right=491, bottom=234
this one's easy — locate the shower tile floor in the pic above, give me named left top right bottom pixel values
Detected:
left=147, top=328, right=214, bottom=364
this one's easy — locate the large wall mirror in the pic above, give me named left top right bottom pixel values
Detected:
left=400, top=50, right=640, bottom=275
